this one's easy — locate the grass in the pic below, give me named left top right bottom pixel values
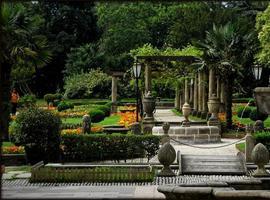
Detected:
left=95, top=115, right=120, bottom=126
left=233, top=115, right=270, bottom=127
left=235, top=142, right=245, bottom=153
left=5, top=166, right=31, bottom=173
left=62, top=117, right=82, bottom=124
left=3, top=142, right=15, bottom=147
left=62, top=115, right=121, bottom=126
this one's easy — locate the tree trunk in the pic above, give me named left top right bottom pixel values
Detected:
left=225, top=76, right=233, bottom=129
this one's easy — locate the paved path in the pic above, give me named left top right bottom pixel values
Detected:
left=154, top=109, right=185, bottom=123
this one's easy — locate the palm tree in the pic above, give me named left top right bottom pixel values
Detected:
left=0, top=3, right=51, bottom=140
left=198, top=23, right=257, bottom=129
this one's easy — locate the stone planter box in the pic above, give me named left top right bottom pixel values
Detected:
left=2, top=154, right=26, bottom=166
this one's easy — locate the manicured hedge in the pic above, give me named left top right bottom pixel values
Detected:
left=89, top=109, right=105, bottom=122
left=249, top=108, right=268, bottom=121
left=237, top=106, right=252, bottom=118
left=255, top=131, right=270, bottom=151
left=61, top=134, right=161, bottom=162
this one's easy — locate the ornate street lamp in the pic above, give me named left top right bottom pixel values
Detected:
left=252, top=65, right=263, bottom=81
left=133, top=60, right=141, bottom=122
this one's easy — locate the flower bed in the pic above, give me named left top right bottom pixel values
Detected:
left=2, top=146, right=25, bottom=154
left=61, top=126, right=104, bottom=135
left=118, top=112, right=139, bottom=127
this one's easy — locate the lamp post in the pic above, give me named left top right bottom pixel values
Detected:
left=252, top=64, right=263, bottom=81
left=133, top=60, right=141, bottom=122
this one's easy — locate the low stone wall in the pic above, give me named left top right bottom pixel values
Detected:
left=152, top=126, right=221, bottom=144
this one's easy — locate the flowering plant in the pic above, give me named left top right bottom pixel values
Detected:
left=2, top=146, right=25, bottom=154
left=118, top=111, right=138, bottom=127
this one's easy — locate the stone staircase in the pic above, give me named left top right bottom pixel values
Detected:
left=178, top=154, right=247, bottom=175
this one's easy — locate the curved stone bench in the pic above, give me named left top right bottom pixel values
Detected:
left=152, top=126, right=221, bottom=144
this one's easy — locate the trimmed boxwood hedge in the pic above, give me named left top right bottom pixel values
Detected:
left=61, top=134, right=161, bottom=162
left=237, top=106, right=252, bottom=118
left=249, top=108, right=268, bottom=121
left=255, top=131, right=270, bottom=151
left=89, top=109, right=105, bottom=122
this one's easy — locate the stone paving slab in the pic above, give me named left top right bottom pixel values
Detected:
left=154, top=109, right=185, bottom=123
left=2, top=186, right=165, bottom=199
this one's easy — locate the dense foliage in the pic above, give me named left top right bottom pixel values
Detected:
left=89, top=109, right=105, bottom=123
left=255, top=131, right=270, bottom=151
left=10, top=108, right=61, bottom=164
left=63, top=69, right=110, bottom=99
left=249, top=108, right=269, bottom=122
left=61, top=134, right=161, bottom=162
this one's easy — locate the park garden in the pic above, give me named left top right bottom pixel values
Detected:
left=1, top=1, right=270, bottom=199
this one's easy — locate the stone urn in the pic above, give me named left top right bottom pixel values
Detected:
left=182, top=103, right=191, bottom=127
left=254, top=87, right=270, bottom=115
left=157, top=141, right=176, bottom=177
left=143, top=91, right=156, bottom=121
left=251, top=143, right=270, bottom=177
left=207, top=94, right=220, bottom=121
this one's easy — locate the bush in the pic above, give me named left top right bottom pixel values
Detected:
left=57, top=101, right=74, bottom=112
left=89, top=109, right=105, bottom=123
left=44, top=93, right=62, bottom=105
left=232, top=98, right=254, bottom=104
left=96, top=105, right=110, bottom=116
left=249, top=108, right=268, bottom=121
left=254, top=131, right=270, bottom=151
left=10, top=108, right=61, bottom=164
left=63, top=69, right=110, bottom=99
left=61, top=134, right=161, bottom=162
left=237, top=106, right=252, bottom=118
left=18, top=94, right=37, bottom=108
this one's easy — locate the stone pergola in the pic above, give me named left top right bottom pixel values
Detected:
left=136, top=55, right=224, bottom=128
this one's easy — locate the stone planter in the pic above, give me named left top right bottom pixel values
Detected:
left=254, top=87, right=270, bottom=115
left=182, top=103, right=191, bottom=127
left=143, top=91, right=156, bottom=121
left=207, top=95, right=220, bottom=120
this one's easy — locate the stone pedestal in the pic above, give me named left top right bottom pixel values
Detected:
left=245, top=125, right=255, bottom=163
left=130, top=122, right=141, bottom=135
left=142, top=121, right=155, bottom=134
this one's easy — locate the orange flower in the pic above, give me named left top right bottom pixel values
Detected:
left=118, top=111, right=139, bottom=127
left=2, top=146, right=24, bottom=154
left=91, top=126, right=103, bottom=133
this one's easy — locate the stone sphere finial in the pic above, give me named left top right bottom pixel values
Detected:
left=251, top=143, right=270, bottom=177
left=157, top=142, right=176, bottom=177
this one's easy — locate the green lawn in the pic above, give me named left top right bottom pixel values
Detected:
left=62, top=114, right=121, bottom=126
left=233, top=115, right=270, bottom=127
left=3, top=142, right=15, bottom=147
left=235, top=142, right=245, bottom=153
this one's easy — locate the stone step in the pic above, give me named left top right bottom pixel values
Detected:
left=180, top=154, right=246, bottom=175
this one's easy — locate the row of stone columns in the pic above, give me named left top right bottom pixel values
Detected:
left=174, top=69, right=226, bottom=120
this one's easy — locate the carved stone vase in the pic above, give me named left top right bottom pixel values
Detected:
left=251, top=143, right=270, bottom=177
left=143, top=91, right=156, bottom=121
left=182, top=103, right=191, bottom=127
left=207, top=94, right=220, bottom=121
left=254, top=87, right=270, bottom=115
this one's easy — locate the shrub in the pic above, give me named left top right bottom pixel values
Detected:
left=57, top=101, right=74, bottom=112
left=249, top=108, right=268, bottom=121
left=10, top=108, right=61, bottom=164
left=232, top=98, right=254, bottom=104
left=61, top=134, right=161, bottom=162
left=63, top=69, right=110, bottom=99
left=18, top=94, right=37, bottom=108
left=237, top=106, right=252, bottom=118
left=44, top=93, right=62, bottom=105
left=89, top=109, right=105, bottom=123
left=254, top=131, right=270, bottom=151
left=96, top=105, right=110, bottom=116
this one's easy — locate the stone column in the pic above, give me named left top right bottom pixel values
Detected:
left=175, top=86, right=180, bottom=110
left=220, top=81, right=226, bottom=112
left=216, top=76, right=220, bottom=99
left=193, top=75, right=198, bottom=115
left=202, top=71, right=208, bottom=118
left=184, top=79, right=189, bottom=103
left=111, top=75, right=118, bottom=113
left=189, top=78, right=193, bottom=107
left=208, top=69, right=216, bottom=98
left=245, top=125, right=255, bottom=163
left=145, top=64, right=152, bottom=94
left=197, top=72, right=202, bottom=117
